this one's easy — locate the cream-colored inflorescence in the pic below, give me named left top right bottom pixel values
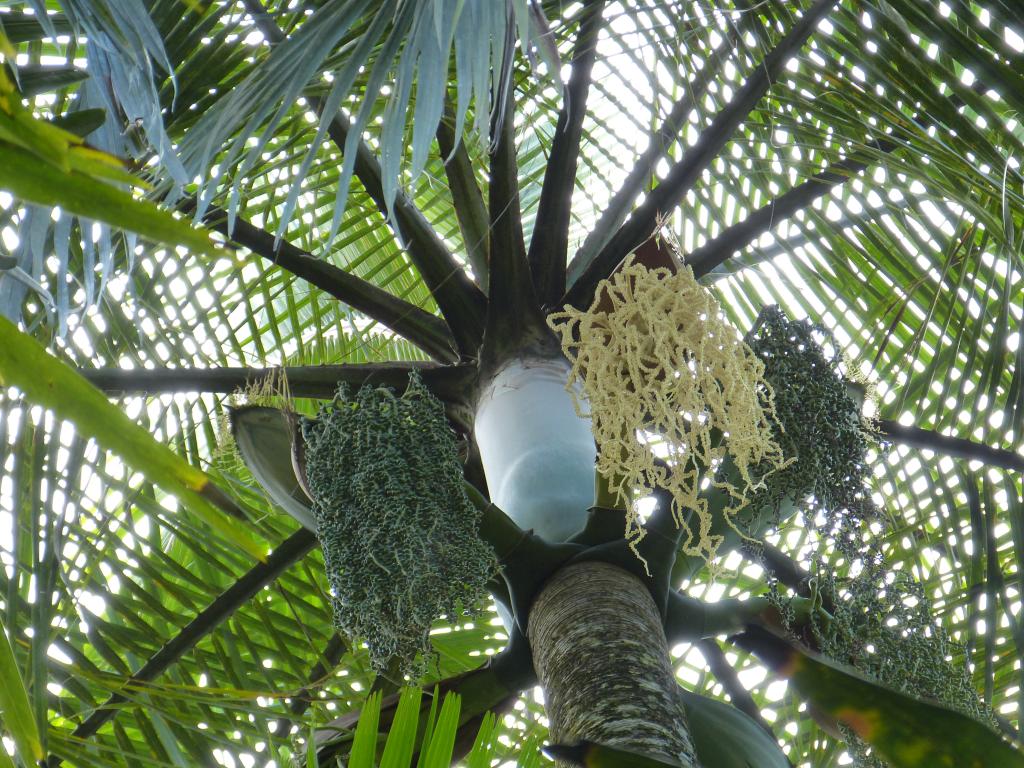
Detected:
left=548, top=254, right=790, bottom=565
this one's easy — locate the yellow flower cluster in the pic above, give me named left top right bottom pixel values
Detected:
left=549, top=255, right=789, bottom=565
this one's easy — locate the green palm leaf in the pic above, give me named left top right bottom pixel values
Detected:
left=0, top=613, right=42, bottom=766
left=0, top=315, right=265, bottom=560
left=735, top=626, right=1024, bottom=768
left=0, top=1, right=1022, bottom=766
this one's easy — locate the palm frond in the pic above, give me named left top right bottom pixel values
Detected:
left=2, top=1, right=1024, bottom=765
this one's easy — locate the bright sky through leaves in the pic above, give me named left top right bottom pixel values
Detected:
left=1, top=1, right=1023, bottom=766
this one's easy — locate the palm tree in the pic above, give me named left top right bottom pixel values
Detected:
left=1, top=0, right=1024, bottom=765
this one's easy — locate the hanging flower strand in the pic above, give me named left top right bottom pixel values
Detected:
left=548, top=253, right=791, bottom=566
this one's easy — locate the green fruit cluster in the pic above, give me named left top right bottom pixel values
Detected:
left=302, top=373, right=495, bottom=677
left=750, top=308, right=991, bottom=766
left=747, top=305, right=877, bottom=553
left=815, top=565, right=991, bottom=767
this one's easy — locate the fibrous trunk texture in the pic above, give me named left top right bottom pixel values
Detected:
left=528, top=561, right=698, bottom=766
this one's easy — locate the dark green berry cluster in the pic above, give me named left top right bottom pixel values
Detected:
left=749, top=310, right=990, bottom=765
left=301, top=373, right=495, bottom=677
left=811, top=561, right=992, bottom=767
left=746, top=305, right=878, bottom=554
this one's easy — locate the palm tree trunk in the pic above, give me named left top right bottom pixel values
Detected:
left=527, top=561, right=698, bottom=766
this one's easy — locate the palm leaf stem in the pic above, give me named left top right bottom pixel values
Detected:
left=665, top=592, right=781, bottom=643
left=686, top=139, right=896, bottom=277
left=76, top=366, right=1024, bottom=473
left=241, top=0, right=487, bottom=356
left=482, top=54, right=548, bottom=369
left=47, top=528, right=317, bottom=767
left=696, top=637, right=781, bottom=742
left=686, top=71, right=989, bottom=280
left=239, top=0, right=283, bottom=44
left=469, top=490, right=533, bottom=564
left=271, top=633, right=348, bottom=738
left=982, top=476, right=1001, bottom=705
left=323, top=107, right=487, bottom=357
left=748, top=542, right=827, bottom=607
left=564, top=0, right=838, bottom=309
left=437, top=106, right=490, bottom=290
left=569, top=1, right=758, bottom=282
left=0, top=11, right=73, bottom=43
left=877, top=419, right=1024, bottom=473
left=527, top=0, right=606, bottom=307
left=78, top=363, right=475, bottom=402
left=700, top=205, right=909, bottom=283
left=192, top=201, right=459, bottom=362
